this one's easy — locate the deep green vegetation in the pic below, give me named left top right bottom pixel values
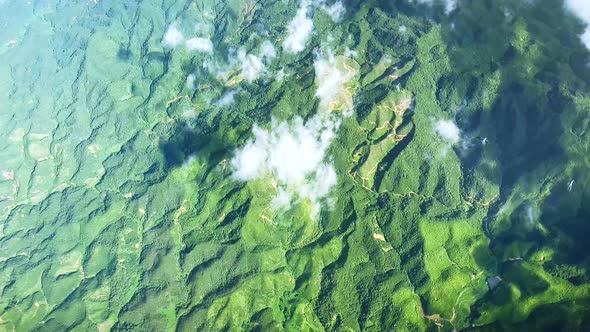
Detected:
left=0, top=0, right=589, bottom=331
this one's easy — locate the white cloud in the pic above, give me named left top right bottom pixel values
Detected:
left=434, top=119, right=461, bottom=144
left=182, top=109, right=196, bottom=118
left=344, top=47, right=358, bottom=58
left=182, top=155, right=197, bottom=169
left=321, top=1, right=346, bottom=23
left=444, top=0, right=457, bottom=13
left=271, top=188, right=294, bottom=211
left=414, top=0, right=456, bottom=14
left=525, top=204, right=536, bottom=226
left=186, top=74, right=196, bottom=89
left=260, top=40, right=277, bottom=61
left=217, top=90, right=238, bottom=107
left=231, top=50, right=358, bottom=219
left=202, top=47, right=266, bottom=83
left=565, top=0, right=590, bottom=49
left=283, top=1, right=314, bottom=53
left=231, top=115, right=339, bottom=219
left=162, top=24, right=184, bottom=48
left=186, top=37, right=213, bottom=53
left=565, top=0, right=590, bottom=23
left=314, top=50, right=356, bottom=113
left=582, top=29, right=590, bottom=49
left=195, top=21, right=214, bottom=36
left=203, top=56, right=230, bottom=81
left=276, top=68, right=286, bottom=81
left=238, top=49, right=266, bottom=82
left=162, top=23, right=214, bottom=52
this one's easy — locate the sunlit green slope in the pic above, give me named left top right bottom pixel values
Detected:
left=0, top=0, right=589, bottom=331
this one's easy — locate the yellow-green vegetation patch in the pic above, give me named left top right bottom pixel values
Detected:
left=420, top=219, right=491, bottom=330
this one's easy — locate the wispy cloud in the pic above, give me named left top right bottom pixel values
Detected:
left=314, top=50, right=357, bottom=113
left=162, top=23, right=214, bottom=53
left=231, top=115, right=339, bottom=220
left=565, top=0, right=590, bottom=49
left=434, top=119, right=461, bottom=144
left=259, top=40, right=277, bottom=61
left=186, top=37, right=214, bottom=53
left=231, top=50, right=358, bottom=219
left=283, top=1, right=314, bottom=53
left=414, top=0, right=457, bottom=14
left=319, top=0, right=346, bottom=23
left=201, top=40, right=277, bottom=84
left=217, top=90, right=238, bottom=107
left=162, top=24, right=184, bottom=48
left=237, top=49, right=266, bottom=82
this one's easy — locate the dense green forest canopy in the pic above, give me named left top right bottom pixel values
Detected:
left=0, top=0, right=589, bottom=330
